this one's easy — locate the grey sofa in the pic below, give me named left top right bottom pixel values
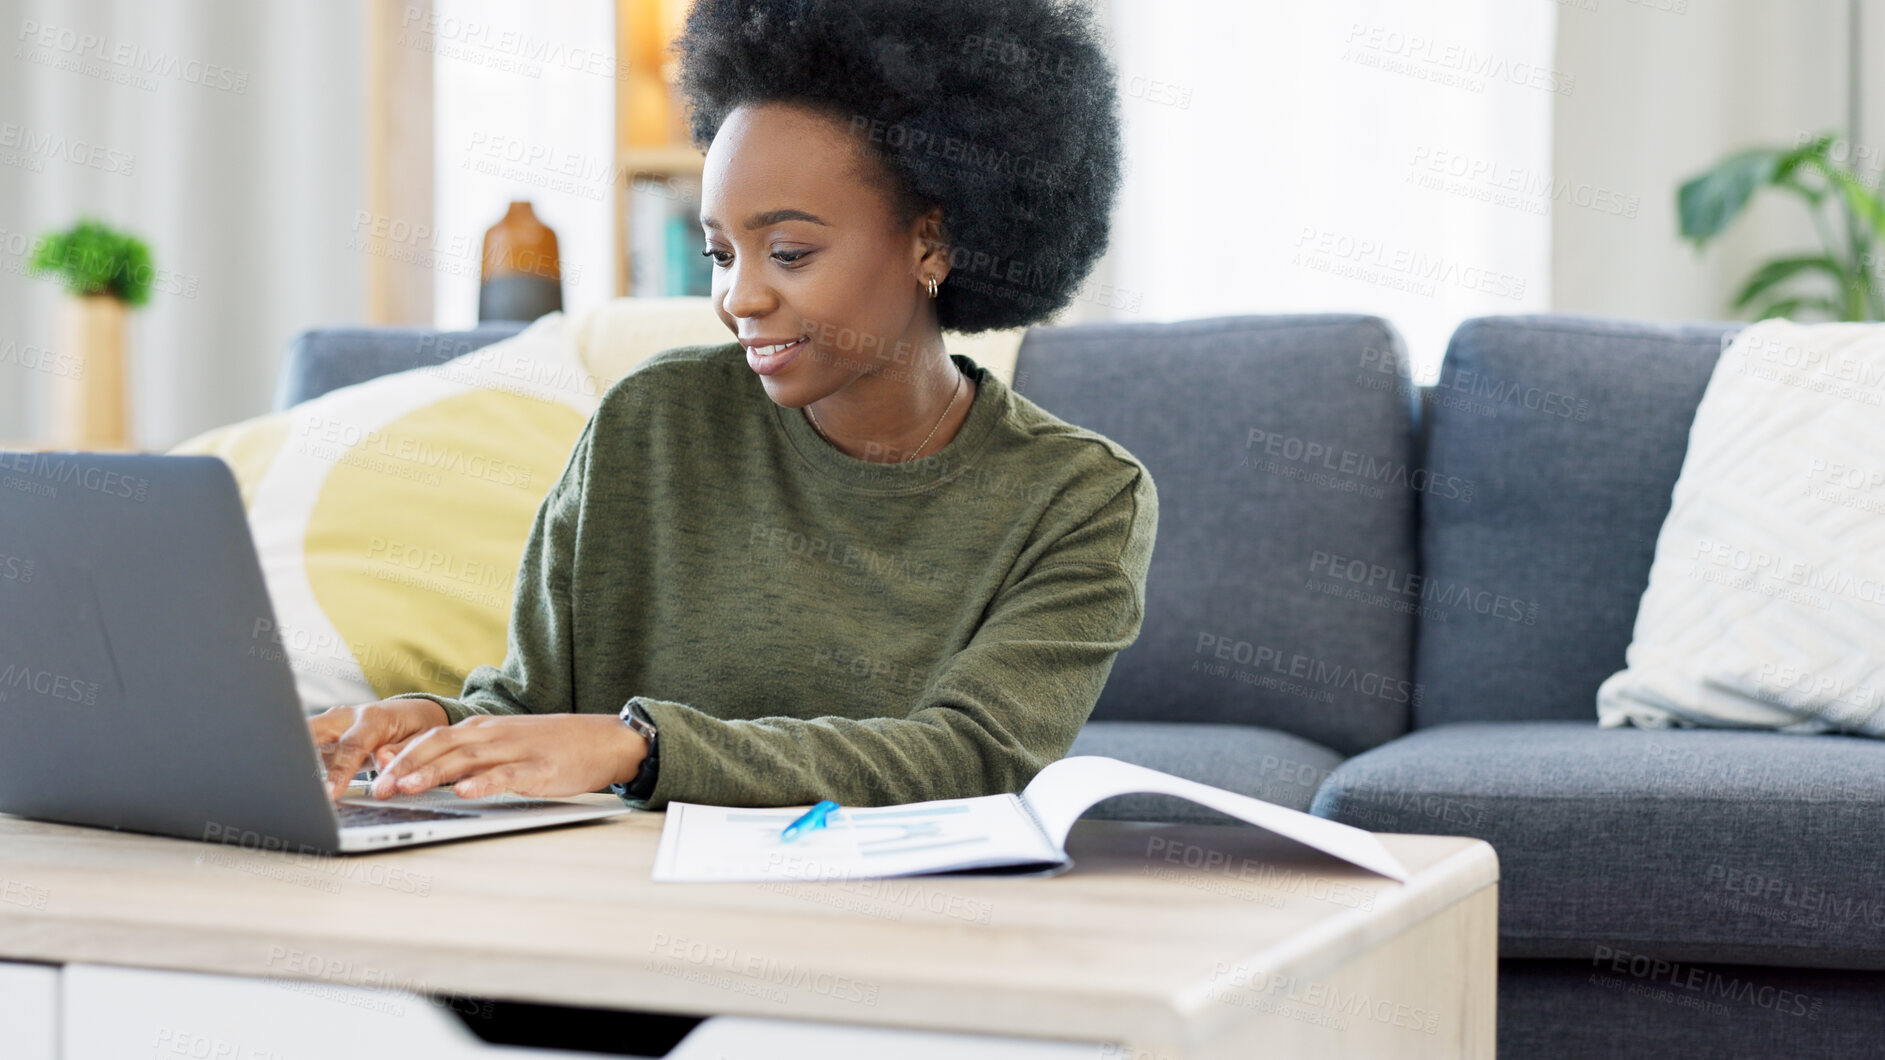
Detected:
left=281, top=311, right=1885, bottom=1059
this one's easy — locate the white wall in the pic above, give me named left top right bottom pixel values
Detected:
left=429, top=0, right=616, bottom=330
left=1106, top=0, right=1558, bottom=380
left=1552, top=0, right=1882, bottom=322
left=6, top=2, right=1871, bottom=448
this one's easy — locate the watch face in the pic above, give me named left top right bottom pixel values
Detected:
left=621, top=707, right=656, bottom=740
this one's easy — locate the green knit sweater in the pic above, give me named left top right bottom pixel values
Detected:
left=390, top=341, right=1157, bottom=809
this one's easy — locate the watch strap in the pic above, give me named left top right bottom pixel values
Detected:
left=611, top=700, right=660, bottom=801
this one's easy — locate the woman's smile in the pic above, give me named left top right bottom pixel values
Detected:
left=742, top=335, right=809, bottom=375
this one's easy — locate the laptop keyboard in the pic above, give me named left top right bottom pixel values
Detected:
left=335, top=800, right=569, bottom=829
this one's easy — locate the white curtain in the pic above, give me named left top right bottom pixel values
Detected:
left=1106, top=0, right=1556, bottom=379
left=430, top=0, right=615, bottom=329
left=0, top=0, right=368, bottom=448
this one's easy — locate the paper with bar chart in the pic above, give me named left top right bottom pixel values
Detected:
left=651, top=756, right=1410, bottom=883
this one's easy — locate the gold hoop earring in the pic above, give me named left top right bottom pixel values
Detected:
left=925, top=275, right=939, bottom=299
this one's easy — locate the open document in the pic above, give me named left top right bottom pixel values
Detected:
left=651, top=756, right=1409, bottom=884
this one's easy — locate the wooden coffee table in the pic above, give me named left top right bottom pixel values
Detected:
left=0, top=800, right=1497, bottom=1058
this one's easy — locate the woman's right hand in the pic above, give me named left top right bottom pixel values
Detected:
left=309, top=698, right=451, bottom=801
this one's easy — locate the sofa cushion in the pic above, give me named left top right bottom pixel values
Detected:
left=1018, top=315, right=1419, bottom=755
left=1069, top=720, right=1342, bottom=820
left=1414, top=315, right=1738, bottom=726
left=1311, top=721, right=1885, bottom=969
left=1500, top=959, right=1885, bottom=1060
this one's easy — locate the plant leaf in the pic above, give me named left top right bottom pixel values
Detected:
left=1751, top=296, right=1844, bottom=321
left=1678, top=135, right=1838, bottom=245
left=1730, top=254, right=1846, bottom=309
left=1774, top=134, right=1837, bottom=183
left=23, top=216, right=154, bottom=306
left=1817, top=163, right=1885, bottom=240
left=1679, top=149, right=1786, bottom=243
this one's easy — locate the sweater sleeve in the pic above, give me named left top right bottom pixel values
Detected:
left=384, top=416, right=593, bottom=725
left=634, top=467, right=1158, bottom=809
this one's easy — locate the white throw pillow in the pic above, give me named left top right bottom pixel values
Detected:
left=1595, top=319, right=1885, bottom=735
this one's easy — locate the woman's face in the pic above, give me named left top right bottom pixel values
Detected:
left=700, top=102, right=944, bottom=402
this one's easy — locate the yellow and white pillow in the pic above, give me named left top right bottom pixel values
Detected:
left=173, top=296, right=1023, bottom=712
left=172, top=312, right=599, bottom=709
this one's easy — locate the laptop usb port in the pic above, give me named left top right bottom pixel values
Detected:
left=397, top=832, right=413, bottom=840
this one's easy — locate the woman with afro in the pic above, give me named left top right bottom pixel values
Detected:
left=314, top=0, right=1157, bottom=810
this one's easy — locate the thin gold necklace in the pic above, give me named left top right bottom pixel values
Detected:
left=807, top=363, right=965, bottom=462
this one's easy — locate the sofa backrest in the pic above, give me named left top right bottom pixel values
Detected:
left=1411, top=313, right=1739, bottom=727
left=1015, top=315, right=1420, bottom=756
left=275, top=298, right=1033, bottom=409
left=274, top=322, right=528, bottom=410
left=280, top=307, right=1742, bottom=743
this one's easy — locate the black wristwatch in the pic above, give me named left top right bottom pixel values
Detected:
left=611, top=700, right=660, bottom=801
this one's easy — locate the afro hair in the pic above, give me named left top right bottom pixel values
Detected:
left=674, top=0, right=1122, bottom=334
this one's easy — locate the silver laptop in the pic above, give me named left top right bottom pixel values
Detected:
left=0, top=450, right=631, bottom=854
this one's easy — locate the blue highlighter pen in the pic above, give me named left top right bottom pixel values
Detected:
left=781, top=800, right=841, bottom=842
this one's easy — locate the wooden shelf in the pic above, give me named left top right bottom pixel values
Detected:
left=614, top=0, right=705, bottom=298
left=617, top=145, right=705, bottom=175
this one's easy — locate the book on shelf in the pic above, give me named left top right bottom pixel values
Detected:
left=628, top=174, right=712, bottom=298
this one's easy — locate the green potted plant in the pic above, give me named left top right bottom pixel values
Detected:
left=25, top=217, right=155, bottom=448
left=1678, top=133, right=1885, bottom=322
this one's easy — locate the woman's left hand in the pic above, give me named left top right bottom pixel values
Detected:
left=366, top=714, right=647, bottom=800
